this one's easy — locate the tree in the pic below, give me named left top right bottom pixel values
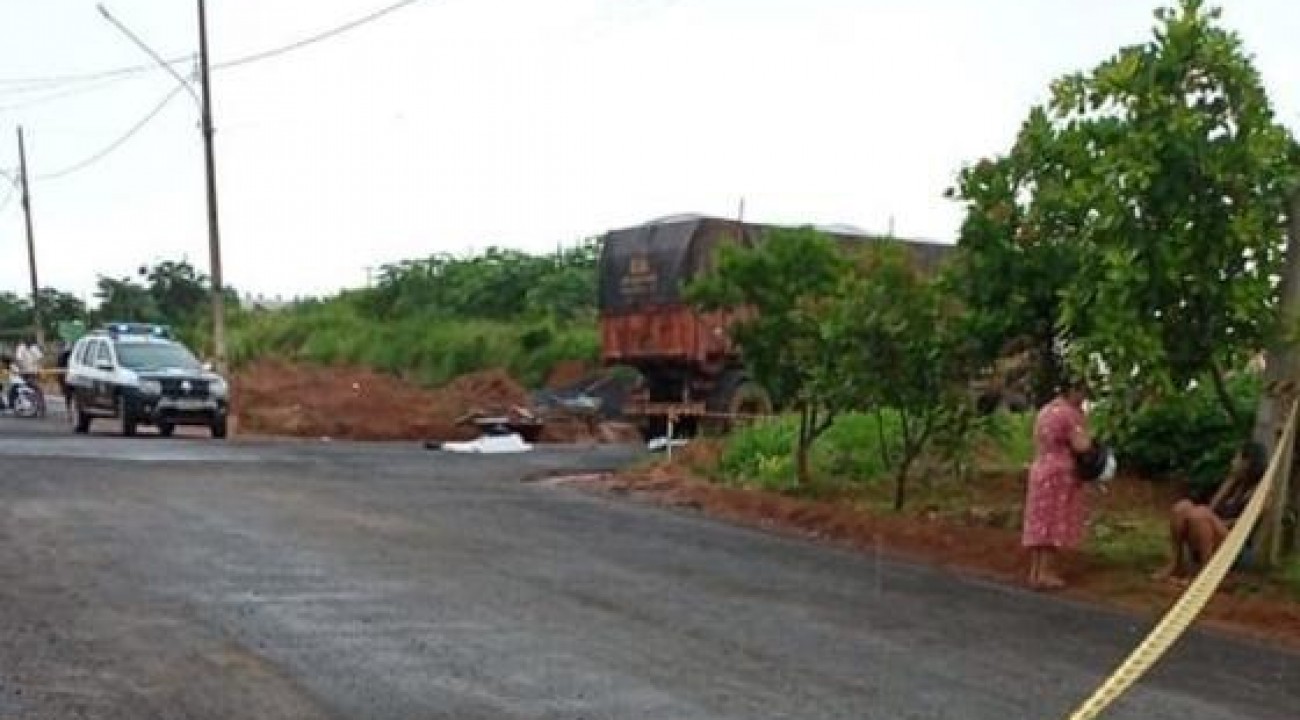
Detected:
left=951, top=0, right=1298, bottom=426
left=945, top=114, right=1088, bottom=405
left=143, top=260, right=210, bottom=328
left=688, top=227, right=850, bottom=485
left=35, top=288, right=87, bottom=340
left=94, top=276, right=161, bottom=324
left=823, top=243, right=973, bottom=510
left=0, top=292, right=31, bottom=339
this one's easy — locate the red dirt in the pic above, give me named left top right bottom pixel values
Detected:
left=231, top=360, right=638, bottom=443
left=544, top=360, right=593, bottom=389
left=562, top=459, right=1300, bottom=650
left=232, top=360, right=528, bottom=441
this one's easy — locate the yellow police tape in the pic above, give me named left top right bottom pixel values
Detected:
left=1065, top=400, right=1298, bottom=720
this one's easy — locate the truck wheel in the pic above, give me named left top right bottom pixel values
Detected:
left=703, top=372, right=773, bottom=435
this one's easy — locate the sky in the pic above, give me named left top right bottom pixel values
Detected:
left=0, top=0, right=1298, bottom=305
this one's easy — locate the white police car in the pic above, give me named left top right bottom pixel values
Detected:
left=64, top=323, right=230, bottom=438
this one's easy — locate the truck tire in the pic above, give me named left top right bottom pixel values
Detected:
left=703, top=372, right=772, bottom=435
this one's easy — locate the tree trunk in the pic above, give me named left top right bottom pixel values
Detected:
left=1030, top=332, right=1065, bottom=407
left=1208, top=361, right=1241, bottom=428
left=893, top=458, right=912, bottom=511
left=796, top=406, right=813, bottom=486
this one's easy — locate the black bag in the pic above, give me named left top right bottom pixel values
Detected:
left=1075, top=442, right=1113, bottom=482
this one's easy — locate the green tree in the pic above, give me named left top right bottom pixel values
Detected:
left=94, top=276, right=161, bottom=324
left=945, top=113, right=1088, bottom=405
left=951, top=0, right=1298, bottom=425
left=364, top=240, right=599, bottom=322
left=823, top=243, right=973, bottom=509
left=35, top=288, right=87, bottom=340
left=143, top=260, right=210, bottom=328
left=0, top=292, right=31, bottom=339
left=688, top=227, right=850, bottom=485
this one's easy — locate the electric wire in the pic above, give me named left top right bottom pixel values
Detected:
left=0, top=0, right=426, bottom=87
left=34, top=85, right=185, bottom=182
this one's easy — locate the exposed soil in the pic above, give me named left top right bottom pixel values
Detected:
left=544, top=360, right=593, bottom=390
left=231, top=360, right=641, bottom=444
left=232, top=361, right=520, bottom=441
left=560, top=447, right=1300, bottom=650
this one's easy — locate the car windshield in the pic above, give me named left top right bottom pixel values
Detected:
left=114, top=342, right=201, bottom=372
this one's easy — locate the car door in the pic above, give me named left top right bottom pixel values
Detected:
left=90, top=341, right=117, bottom=412
left=66, top=340, right=96, bottom=411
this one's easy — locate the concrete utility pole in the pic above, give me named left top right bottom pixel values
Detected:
left=1251, top=189, right=1300, bottom=565
left=16, top=127, right=44, bottom=347
left=97, top=1, right=226, bottom=368
left=197, top=0, right=226, bottom=370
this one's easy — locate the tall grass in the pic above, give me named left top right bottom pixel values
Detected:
left=227, top=301, right=598, bottom=388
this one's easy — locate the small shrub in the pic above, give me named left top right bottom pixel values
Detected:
left=716, top=408, right=1033, bottom=491
left=1094, top=374, right=1260, bottom=498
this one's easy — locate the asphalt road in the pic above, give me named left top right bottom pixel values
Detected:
left=0, top=414, right=1296, bottom=720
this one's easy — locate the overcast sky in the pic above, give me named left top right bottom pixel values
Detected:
left=1, top=0, right=1298, bottom=304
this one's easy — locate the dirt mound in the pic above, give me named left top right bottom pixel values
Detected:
left=233, top=361, right=528, bottom=442
left=545, top=360, right=592, bottom=389
left=232, top=361, right=638, bottom=444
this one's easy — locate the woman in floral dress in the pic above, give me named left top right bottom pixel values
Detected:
left=1023, top=380, right=1093, bottom=590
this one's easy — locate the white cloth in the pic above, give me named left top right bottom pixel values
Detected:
left=14, top=344, right=42, bottom=374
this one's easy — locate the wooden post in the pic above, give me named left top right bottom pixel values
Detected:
left=1252, top=190, right=1300, bottom=566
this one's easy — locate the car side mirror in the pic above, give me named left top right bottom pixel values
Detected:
left=202, top=362, right=214, bottom=372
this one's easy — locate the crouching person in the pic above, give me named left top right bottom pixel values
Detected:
left=1153, top=441, right=1267, bottom=583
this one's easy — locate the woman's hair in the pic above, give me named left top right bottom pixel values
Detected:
left=1239, top=440, right=1268, bottom=486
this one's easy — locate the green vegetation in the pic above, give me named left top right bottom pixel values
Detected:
left=1092, top=374, right=1261, bottom=496
left=227, top=296, right=597, bottom=388
left=949, top=0, right=1296, bottom=422
left=688, top=227, right=851, bottom=486
left=225, top=240, right=602, bottom=387
left=715, top=411, right=1034, bottom=498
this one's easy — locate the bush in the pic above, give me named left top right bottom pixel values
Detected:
left=716, top=409, right=1032, bottom=491
left=1093, top=374, right=1260, bottom=498
left=226, top=303, right=598, bottom=389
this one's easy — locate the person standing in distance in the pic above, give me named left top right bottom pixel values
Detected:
left=1023, top=378, right=1094, bottom=591
left=14, top=337, right=45, bottom=416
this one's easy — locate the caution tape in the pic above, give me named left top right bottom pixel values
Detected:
left=1064, top=400, right=1299, bottom=720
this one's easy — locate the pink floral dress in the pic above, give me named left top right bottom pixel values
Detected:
left=1022, top=398, right=1088, bottom=549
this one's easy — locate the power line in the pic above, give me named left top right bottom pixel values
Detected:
left=213, top=0, right=425, bottom=71
left=34, top=85, right=186, bottom=182
left=0, top=180, right=16, bottom=214
left=0, top=0, right=427, bottom=87
left=0, top=71, right=153, bottom=111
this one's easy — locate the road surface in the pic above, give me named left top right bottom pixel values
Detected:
left=0, top=414, right=1295, bottom=719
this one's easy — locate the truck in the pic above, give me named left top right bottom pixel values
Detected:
left=597, top=214, right=955, bottom=438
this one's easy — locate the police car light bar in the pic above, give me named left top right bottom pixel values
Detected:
left=101, top=322, right=173, bottom=339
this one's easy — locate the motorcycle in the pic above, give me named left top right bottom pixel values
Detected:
left=3, top=374, right=42, bottom=418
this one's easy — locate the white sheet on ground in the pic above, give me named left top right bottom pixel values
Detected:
left=441, top=433, right=534, bottom=454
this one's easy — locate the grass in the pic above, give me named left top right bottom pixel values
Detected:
left=714, top=409, right=1036, bottom=497
left=226, top=301, right=599, bottom=389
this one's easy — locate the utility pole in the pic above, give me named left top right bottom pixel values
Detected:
left=197, top=0, right=226, bottom=369
left=16, top=127, right=44, bottom=347
left=97, top=1, right=226, bottom=367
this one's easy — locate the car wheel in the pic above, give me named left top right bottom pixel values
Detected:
left=210, top=416, right=228, bottom=439
left=158, top=422, right=176, bottom=438
left=72, top=399, right=91, bottom=434
left=118, top=396, right=138, bottom=437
